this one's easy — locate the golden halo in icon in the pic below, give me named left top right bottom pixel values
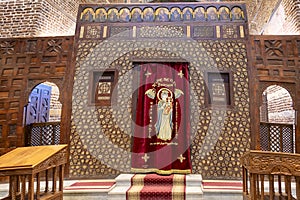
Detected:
left=157, top=88, right=173, bottom=101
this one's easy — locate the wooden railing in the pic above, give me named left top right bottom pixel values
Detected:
left=241, top=151, right=300, bottom=200
left=25, top=122, right=60, bottom=146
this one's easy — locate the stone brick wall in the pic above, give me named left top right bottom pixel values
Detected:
left=1, top=0, right=299, bottom=37
left=0, top=0, right=40, bottom=37
left=0, top=0, right=80, bottom=38
left=264, top=85, right=295, bottom=124
left=37, top=0, right=78, bottom=36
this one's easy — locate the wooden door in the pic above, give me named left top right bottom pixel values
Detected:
left=25, top=84, right=52, bottom=125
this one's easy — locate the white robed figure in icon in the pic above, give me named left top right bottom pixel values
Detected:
left=155, top=88, right=173, bottom=140
left=145, top=87, right=184, bottom=141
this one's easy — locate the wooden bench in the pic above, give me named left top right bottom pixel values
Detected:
left=0, top=145, right=68, bottom=200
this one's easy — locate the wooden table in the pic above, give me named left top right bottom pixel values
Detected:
left=0, top=145, right=68, bottom=200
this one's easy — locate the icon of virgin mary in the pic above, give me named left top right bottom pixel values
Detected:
left=145, top=87, right=184, bottom=141
left=155, top=88, right=173, bottom=141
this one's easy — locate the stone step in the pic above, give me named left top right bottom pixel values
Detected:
left=114, top=173, right=134, bottom=187
left=186, top=174, right=203, bottom=187
left=108, top=173, right=203, bottom=200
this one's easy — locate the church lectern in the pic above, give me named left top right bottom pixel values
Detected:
left=0, top=145, right=68, bottom=200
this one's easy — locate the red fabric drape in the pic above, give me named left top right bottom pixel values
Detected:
left=131, top=63, right=192, bottom=174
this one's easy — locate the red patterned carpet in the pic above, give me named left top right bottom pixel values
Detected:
left=202, top=180, right=243, bottom=192
left=64, top=180, right=116, bottom=192
left=126, top=174, right=186, bottom=200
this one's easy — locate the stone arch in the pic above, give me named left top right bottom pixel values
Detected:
left=259, top=82, right=296, bottom=110
left=260, top=85, right=295, bottom=124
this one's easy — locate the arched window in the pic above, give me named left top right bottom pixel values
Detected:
left=260, top=85, right=295, bottom=153
left=23, top=82, right=61, bottom=146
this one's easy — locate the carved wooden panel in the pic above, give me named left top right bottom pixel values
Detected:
left=0, top=37, right=74, bottom=156
left=241, top=150, right=300, bottom=176
left=241, top=150, right=300, bottom=200
left=248, top=35, right=300, bottom=152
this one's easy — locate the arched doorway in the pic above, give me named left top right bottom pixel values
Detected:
left=24, top=82, right=62, bottom=146
left=260, top=85, right=295, bottom=152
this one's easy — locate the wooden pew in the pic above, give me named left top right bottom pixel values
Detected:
left=0, top=145, right=68, bottom=200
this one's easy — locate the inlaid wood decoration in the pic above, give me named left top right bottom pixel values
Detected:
left=70, top=2, right=250, bottom=179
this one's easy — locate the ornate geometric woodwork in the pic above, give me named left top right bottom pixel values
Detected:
left=248, top=35, right=300, bottom=152
left=25, top=122, right=61, bottom=146
left=260, top=122, right=294, bottom=153
left=70, top=2, right=250, bottom=179
left=0, top=37, right=74, bottom=156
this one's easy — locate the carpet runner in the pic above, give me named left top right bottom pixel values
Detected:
left=126, top=174, right=186, bottom=200
left=64, top=180, right=116, bottom=192
left=202, top=180, right=243, bottom=193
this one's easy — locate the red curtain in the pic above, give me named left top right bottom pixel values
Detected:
left=131, top=62, right=192, bottom=174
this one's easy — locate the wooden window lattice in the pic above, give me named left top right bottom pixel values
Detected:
left=260, top=122, right=294, bottom=153
left=25, top=122, right=60, bottom=146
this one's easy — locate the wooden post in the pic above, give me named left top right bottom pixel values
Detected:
left=260, top=175, right=264, bottom=200
left=242, top=167, right=248, bottom=195
left=45, top=169, right=49, bottom=193
left=52, top=166, right=57, bottom=193
left=296, top=176, right=300, bottom=199
left=28, top=175, right=35, bottom=200
left=59, top=164, right=65, bottom=192
left=278, top=175, right=282, bottom=195
left=21, top=175, right=26, bottom=200
left=269, top=174, right=274, bottom=200
left=10, top=175, right=17, bottom=200
left=36, top=173, right=40, bottom=199
left=285, top=176, right=292, bottom=200
left=256, top=174, right=260, bottom=197
left=250, top=173, right=257, bottom=200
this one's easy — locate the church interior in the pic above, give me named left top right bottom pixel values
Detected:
left=0, top=0, right=300, bottom=199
